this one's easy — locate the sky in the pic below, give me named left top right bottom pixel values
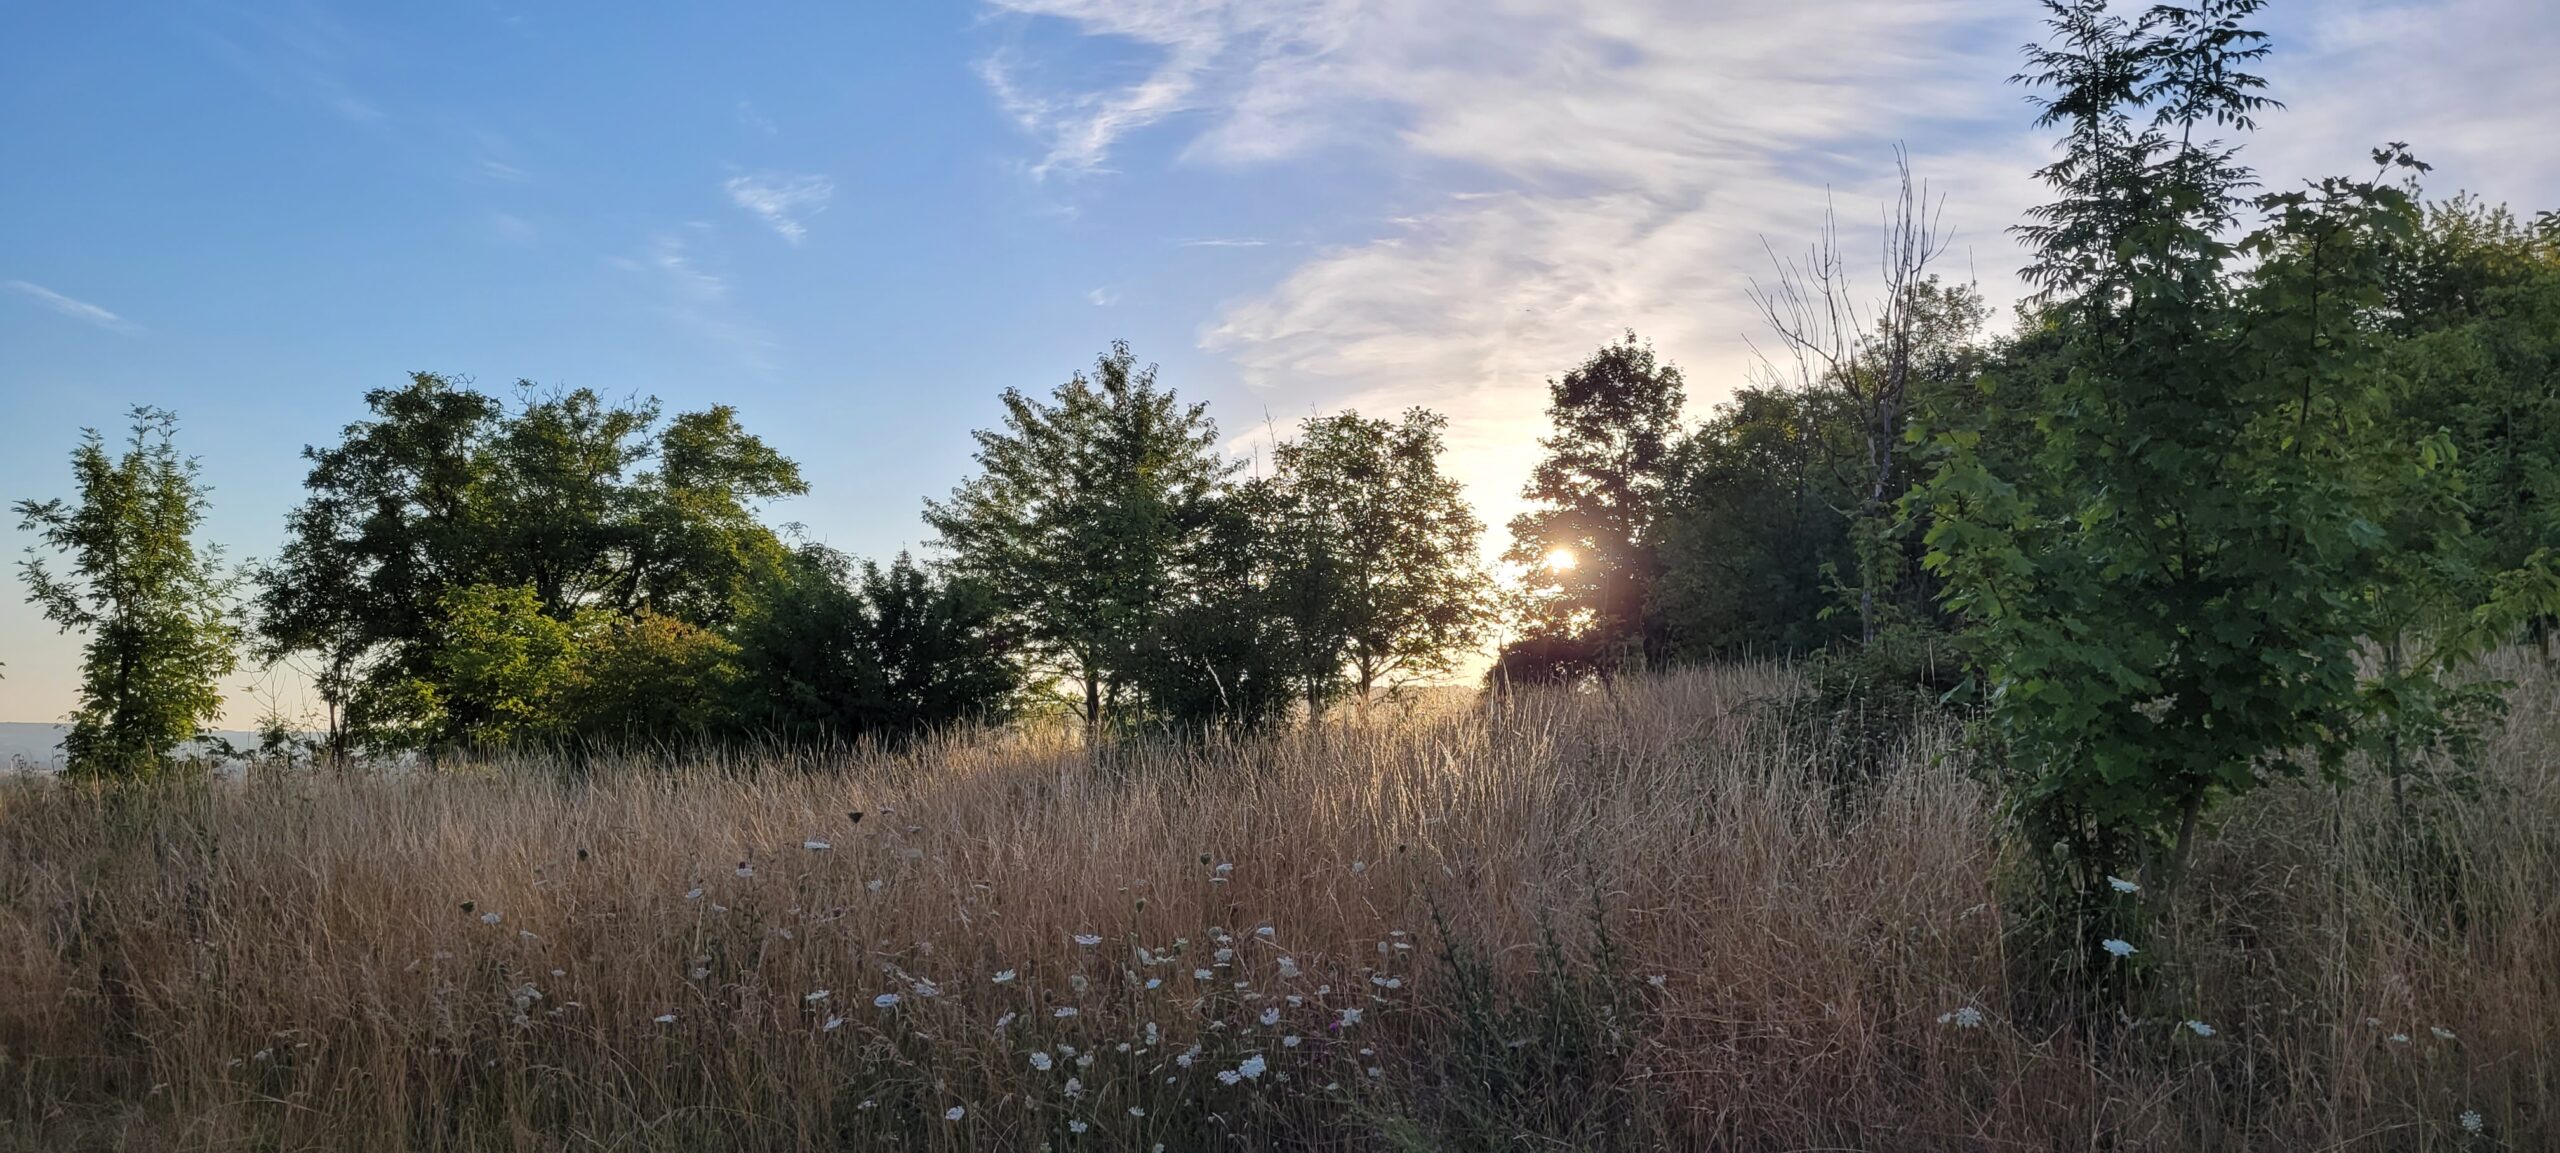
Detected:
left=3, top=0, right=2555, bottom=726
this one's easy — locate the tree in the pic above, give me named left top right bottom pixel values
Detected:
left=1496, top=333, right=1684, bottom=684
left=1915, top=0, right=2460, bottom=931
left=925, top=342, right=1233, bottom=736
left=255, top=373, right=804, bottom=756
left=1263, top=409, right=1491, bottom=716
left=1651, top=386, right=1858, bottom=660
left=726, top=545, right=1017, bottom=743
left=14, top=408, right=240, bottom=778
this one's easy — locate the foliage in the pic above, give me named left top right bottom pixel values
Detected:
left=13, top=407, right=240, bottom=778
left=253, top=373, right=804, bottom=756
left=925, top=342, right=1237, bottom=734
left=1496, top=332, right=1686, bottom=685
left=1911, top=1, right=2516, bottom=939
left=1259, top=409, right=1491, bottom=716
left=726, top=546, right=1018, bottom=744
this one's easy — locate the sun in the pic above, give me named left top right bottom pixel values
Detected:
left=1543, top=547, right=1578, bottom=572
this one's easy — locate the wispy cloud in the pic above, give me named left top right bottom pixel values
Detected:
left=981, top=0, right=2553, bottom=538
left=1179, top=237, right=1268, bottom=247
left=1087, top=287, right=1121, bottom=306
left=724, top=172, right=834, bottom=243
left=738, top=100, right=779, bottom=136
left=612, top=232, right=774, bottom=361
left=6, top=281, right=135, bottom=332
left=982, top=0, right=2032, bottom=532
left=474, top=158, right=532, bottom=183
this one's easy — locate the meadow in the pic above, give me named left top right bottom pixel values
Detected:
left=2, top=659, right=2553, bottom=1152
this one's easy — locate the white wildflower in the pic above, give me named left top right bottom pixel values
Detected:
left=1215, top=862, right=1234, bottom=874
left=1145, top=977, right=1162, bottom=989
left=993, top=969, right=1017, bottom=984
left=911, top=980, right=940, bottom=998
left=1339, top=1007, right=1363, bottom=1027
left=823, top=1015, right=845, bottom=1031
left=684, top=888, right=704, bottom=901
left=1647, top=974, right=1667, bottom=989
left=2431, top=1025, right=2456, bottom=1040
left=1074, top=933, right=1103, bottom=947
left=736, top=864, right=755, bottom=878
left=2100, top=938, right=2137, bottom=958
left=2460, top=1110, right=2484, bottom=1133
left=1277, top=957, right=1302, bottom=979
left=1217, top=1069, right=1242, bottom=1086
left=803, top=839, right=831, bottom=851
left=1129, top=1106, right=1146, bottom=1117
left=944, top=1106, right=965, bottom=1122
left=2185, top=1020, right=2215, bottom=1037
left=866, top=879, right=883, bottom=892
left=1068, top=1119, right=1089, bottom=1134
left=1064, top=1077, right=1083, bottom=1098
left=1054, top=1006, right=1078, bottom=1018
left=1260, top=1007, right=1281, bottom=1027
left=873, top=993, right=901, bottom=1009
left=1256, top=925, right=1274, bottom=938
left=1029, top=1050, right=1053, bottom=1071
left=2107, top=875, right=2140, bottom=893
left=1238, top=1053, right=1267, bottom=1080
left=2389, top=1032, right=2411, bottom=1044
left=1283, top=1034, right=1302, bottom=1048
left=653, top=1014, right=678, bottom=1024
left=1938, top=1007, right=1985, bottom=1028
left=804, top=990, right=830, bottom=1003
left=480, top=912, right=502, bottom=925
left=1194, top=968, right=1214, bottom=981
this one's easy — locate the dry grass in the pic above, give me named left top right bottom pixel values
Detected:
left=1, top=659, right=2554, bottom=1151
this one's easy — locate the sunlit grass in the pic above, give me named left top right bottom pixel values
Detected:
left=1, top=659, right=2554, bottom=1150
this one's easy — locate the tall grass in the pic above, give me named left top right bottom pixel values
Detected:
left=1, top=659, right=2552, bottom=1150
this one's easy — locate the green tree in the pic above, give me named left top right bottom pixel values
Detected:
left=1916, top=0, right=2457, bottom=931
left=1651, top=386, right=1858, bottom=659
left=1263, top=408, right=1490, bottom=716
left=925, top=342, right=1233, bottom=736
left=1496, top=333, right=1685, bottom=685
left=14, top=407, right=241, bottom=777
left=726, top=546, right=1017, bottom=742
left=255, top=373, right=803, bottom=755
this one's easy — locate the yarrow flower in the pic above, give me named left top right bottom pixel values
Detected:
left=873, top=993, right=901, bottom=1009
left=2431, top=1025, right=2457, bottom=1040
left=653, top=1013, right=678, bottom=1024
left=1194, top=968, right=1214, bottom=980
left=1237, top=1053, right=1268, bottom=1080
left=1054, top=1006, right=1078, bottom=1018
left=945, top=1106, right=965, bottom=1122
left=1068, top=1120, right=1089, bottom=1134
left=804, top=990, right=830, bottom=1003
left=803, top=839, right=831, bottom=851
left=1029, top=1050, right=1053, bottom=1071
left=1217, top=1069, right=1242, bottom=1086
left=481, top=912, right=502, bottom=925
left=1276, top=957, right=1302, bottom=979
left=993, top=969, right=1017, bottom=984
left=2184, top=1020, right=2215, bottom=1037
left=1937, top=1007, right=1985, bottom=1028
left=2460, top=1109, right=2484, bottom=1134
left=1064, top=1077, right=1083, bottom=1098
left=1647, top=974, right=1667, bottom=989
left=1260, top=1006, right=1282, bottom=1026
left=823, top=1015, right=844, bottom=1031
left=2107, top=875, right=2140, bottom=894
left=1073, top=933, right=1103, bottom=947
left=2101, top=938, right=2137, bottom=959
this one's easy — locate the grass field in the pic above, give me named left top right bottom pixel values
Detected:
left=2, top=659, right=2554, bottom=1151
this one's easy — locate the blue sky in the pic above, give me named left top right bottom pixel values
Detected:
left=5, top=0, right=2555, bottom=725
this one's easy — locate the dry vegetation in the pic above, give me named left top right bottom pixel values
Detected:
left=1, top=660, right=2554, bottom=1151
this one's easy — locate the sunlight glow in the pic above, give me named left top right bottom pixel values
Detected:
left=1543, top=547, right=1577, bottom=572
